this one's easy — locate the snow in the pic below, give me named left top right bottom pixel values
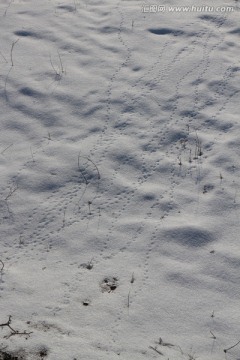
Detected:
left=0, top=0, right=240, bottom=359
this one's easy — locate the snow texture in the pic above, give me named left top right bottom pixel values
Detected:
left=0, top=0, right=240, bottom=359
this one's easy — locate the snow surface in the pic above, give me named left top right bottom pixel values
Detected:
left=0, top=0, right=240, bottom=359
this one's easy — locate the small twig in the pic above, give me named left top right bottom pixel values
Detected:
left=130, top=272, right=135, bottom=284
left=194, top=132, right=202, bottom=159
left=158, top=337, right=174, bottom=347
left=127, top=295, right=130, bottom=316
left=79, top=155, right=100, bottom=180
left=0, top=316, right=15, bottom=332
left=224, top=340, right=240, bottom=353
left=10, top=39, right=19, bottom=67
left=77, top=153, right=89, bottom=185
left=189, top=149, right=192, bottom=163
left=57, top=51, right=64, bottom=74
left=5, top=183, right=18, bottom=201
left=1, top=143, right=13, bottom=154
left=97, top=206, right=101, bottom=231
left=127, top=291, right=130, bottom=309
left=30, top=146, right=35, bottom=162
left=210, top=331, right=216, bottom=339
left=0, top=316, right=33, bottom=339
left=88, top=200, right=92, bottom=215
left=62, top=208, right=66, bottom=228
left=4, top=66, right=12, bottom=100
left=176, top=345, right=184, bottom=355
left=3, top=0, right=13, bottom=17
left=77, top=184, right=88, bottom=211
left=19, top=235, right=24, bottom=246
left=89, top=157, right=100, bottom=180
left=0, top=260, right=4, bottom=274
left=50, top=51, right=65, bottom=81
left=4, top=200, right=11, bottom=218
left=50, top=55, right=58, bottom=75
left=149, top=346, right=163, bottom=356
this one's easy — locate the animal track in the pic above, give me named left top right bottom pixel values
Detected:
left=100, top=276, right=118, bottom=293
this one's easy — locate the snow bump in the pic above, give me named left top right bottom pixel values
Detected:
left=163, top=225, right=215, bottom=247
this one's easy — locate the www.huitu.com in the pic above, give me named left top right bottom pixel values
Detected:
left=141, top=5, right=235, bottom=13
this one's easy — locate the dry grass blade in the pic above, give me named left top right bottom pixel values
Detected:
left=77, top=153, right=89, bottom=185
left=224, top=340, right=240, bottom=353
left=0, top=260, right=4, bottom=274
left=80, top=155, right=101, bottom=180
left=149, top=346, right=164, bottom=356
left=10, top=39, right=19, bottom=67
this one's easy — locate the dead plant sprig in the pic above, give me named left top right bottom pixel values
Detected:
left=0, top=260, right=4, bottom=274
left=3, top=0, right=13, bottom=17
left=0, top=316, right=33, bottom=339
left=77, top=153, right=89, bottom=185
left=4, top=67, right=12, bottom=100
left=210, top=331, right=216, bottom=339
left=5, top=183, right=18, bottom=201
left=158, top=337, right=174, bottom=347
left=1, top=144, right=13, bottom=155
left=10, top=39, right=19, bottom=67
left=149, top=346, right=164, bottom=356
left=194, top=132, right=202, bottom=159
left=50, top=51, right=65, bottom=80
left=79, top=155, right=100, bottom=180
left=224, top=340, right=240, bottom=353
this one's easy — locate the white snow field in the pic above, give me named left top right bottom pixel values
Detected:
left=0, top=0, right=240, bottom=359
